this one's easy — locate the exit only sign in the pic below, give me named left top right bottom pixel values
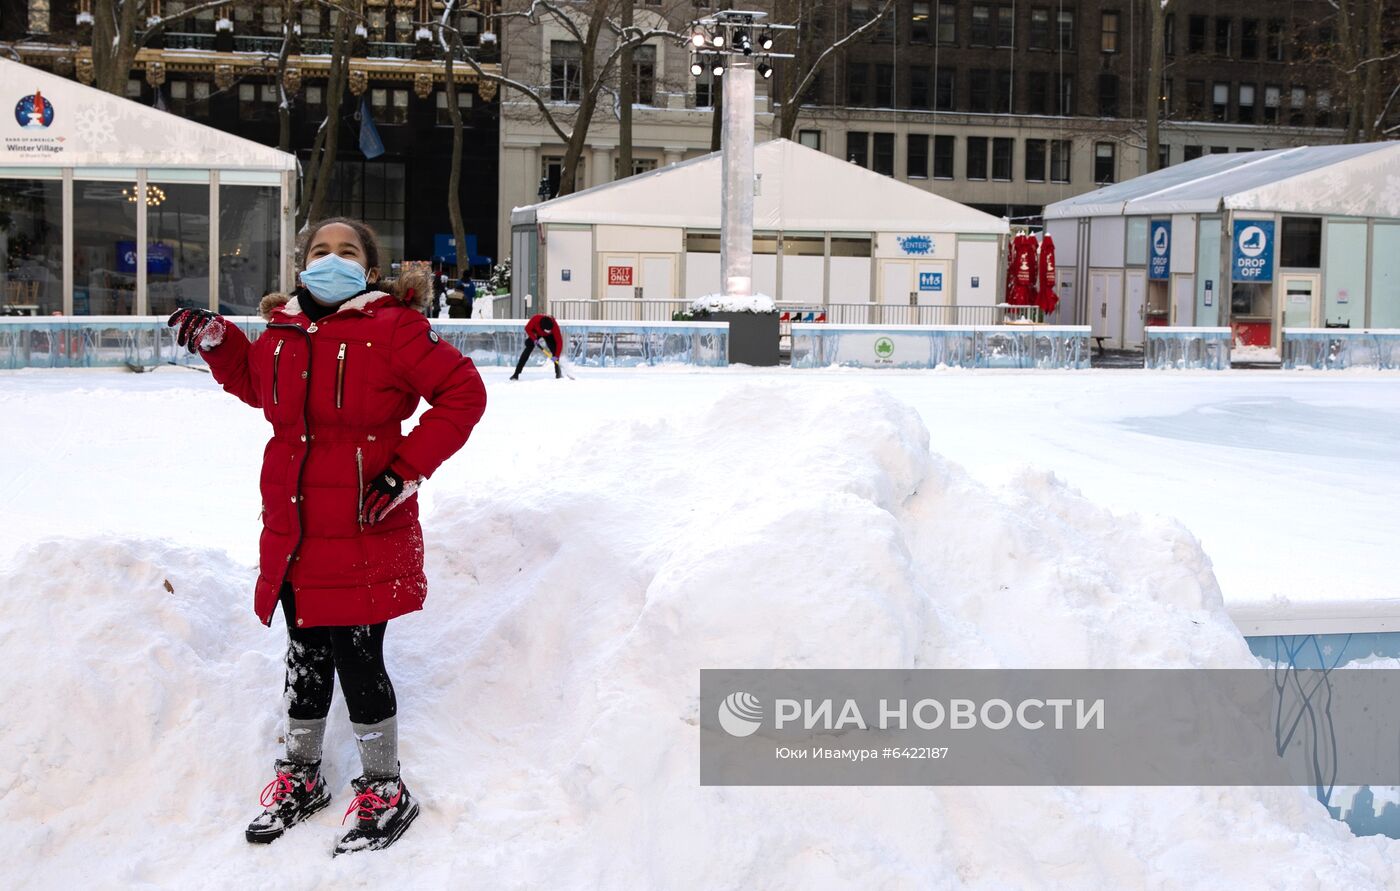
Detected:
left=608, top=266, right=633, bottom=286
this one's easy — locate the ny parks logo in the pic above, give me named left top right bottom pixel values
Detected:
left=716, top=691, right=1104, bottom=738
left=874, top=337, right=895, bottom=359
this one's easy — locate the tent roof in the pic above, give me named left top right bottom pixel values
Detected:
left=512, top=139, right=1009, bottom=235
left=1, top=58, right=296, bottom=171
left=1043, top=142, right=1400, bottom=220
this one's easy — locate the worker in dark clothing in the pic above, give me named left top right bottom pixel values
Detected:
left=510, top=314, right=564, bottom=380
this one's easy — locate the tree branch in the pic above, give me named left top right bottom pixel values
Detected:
left=785, top=0, right=895, bottom=113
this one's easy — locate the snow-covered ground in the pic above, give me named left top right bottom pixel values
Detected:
left=3, top=365, right=1399, bottom=887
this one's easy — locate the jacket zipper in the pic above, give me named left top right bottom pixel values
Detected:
left=356, top=446, right=365, bottom=532
left=265, top=322, right=314, bottom=623
left=336, top=342, right=347, bottom=409
left=272, top=339, right=284, bottom=405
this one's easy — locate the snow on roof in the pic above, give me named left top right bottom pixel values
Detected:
left=1, top=57, right=296, bottom=171
left=1044, top=142, right=1400, bottom=220
left=512, top=139, right=1009, bottom=235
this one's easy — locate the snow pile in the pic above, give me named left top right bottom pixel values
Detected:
left=4, top=383, right=1398, bottom=886
left=690, top=292, right=777, bottom=314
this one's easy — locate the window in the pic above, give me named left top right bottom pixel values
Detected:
left=551, top=41, right=582, bottom=102
left=872, top=133, right=895, bottom=176
left=847, top=131, right=869, bottom=166
left=966, top=136, right=989, bottom=180
left=1241, top=19, right=1259, bottom=59
left=935, top=67, right=956, bottom=110
left=1025, top=139, right=1047, bottom=181
left=937, top=1, right=957, bottom=44
left=1057, top=10, right=1075, bottom=50
left=1094, top=142, right=1116, bottom=184
left=996, top=6, right=1014, bottom=47
left=1289, top=86, right=1306, bottom=126
left=1058, top=73, right=1075, bottom=115
left=1184, top=145, right=1202, bottom=160
left=633, top=45, right=656, bottom=105
left=1280, top=217, right=1322, bottom=268
left=933, top=134, right=955, bottom=178
left=1158, top=145, right=1171, bottom=169
left=372, top=88, right=409, bottom=125
left=615, top=156, right=658, bottom=178
left=127, top=78, right=143, bottom=99
left=1186, top=80, right=1205, bottom=118
left=1101, top=11, right=1119, bottom=53
left=1267, top=19, right=1285, bottom=61
left=306, top=84, right=323, bottom=110
left=1028, top=75, right=1048, bottom=114
left=1050, top=140, right=1070, bottom=183
left=910, top=67, right=931, bottom=109
left=992, top=137, right=1013, bottom=180
left=1188, top=15, right=1206, bottom=53
left=874, top=64, right=894, bottom=107
left=1237, top=83, right=1255, bottom=124
left=1029, top=8, right=1049, bottom=49
left=912, top=0, right=931, bottom=42
left=995, top=70, right=1012, bottom=112
left=238, top=83, right=267, bottom=122
left=1165, top=13, right=1175, bottom=54
left=1098, top=73, right=1119, bottom=117
left=848, top=63, right=869, bottom=105
left=1316, top=90, right=1332, bottom=127
left=436, top=89, right=473, bottom=125
left=971, top=5, right=992, bottom=45
left=1212, top=82, right=1229, bottom=122
left=1263, top=85, right=1280, bottom=124
left=799, top=130, right=822, bottom=150
left=907, top=134, right=930, bottom=178
left=302, top=6, right=322, bottom=34
left=850, top=0, right=872, bottom=29
left=969, top=69, right=991, bottom=112
left=261, top=5, right=280, bottom=34
left=1159, top=76, right=1173, bottom=116
left=1214, top=18, right=1231, bottom=57
left=1209, top=145, right=1229, bottom=154
left=695, top=70, right=716, bottom=108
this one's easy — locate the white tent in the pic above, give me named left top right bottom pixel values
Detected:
left=512, top=138, right=1008, bottom=235
left=1044, top=143, right=1400, bottom=220
left=2, top=58, right=295, bottom=317
left=510, top=139, right=1008, bottom=312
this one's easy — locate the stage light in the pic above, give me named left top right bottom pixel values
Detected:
left=758, top=62, right=773, bottom=79
left=712, top=34, right=725, bottom=47
left=691, top=31, right=705, bottom=47
left=712, top=59, right=726, bottom=76
left=691, top=59, right=705, bottom=76
left=759, top=31, right=773, bottom=50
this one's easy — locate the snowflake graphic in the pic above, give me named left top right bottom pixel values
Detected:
left=73, top=104, right=117, bottom=147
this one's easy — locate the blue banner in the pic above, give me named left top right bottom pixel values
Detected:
left=1148, top=221, right=1171, bottom=280
left=1231, top=219, right=1275, bottom=283
left=358, top=97, right=385, bottom=160
left=116, top=241, right=174, bottom=274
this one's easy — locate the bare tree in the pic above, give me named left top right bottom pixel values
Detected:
left=770, top=0, right=896, bottom=140
left=617, top=0, right=634, bottom=177
left=88, top=0, right=228, bottom=95
left=1302, top=0, right=1400, bottom=141
left=439, top=1, right=471, bottom=278
left=1145, top=0, right=1168, bottom=171
left=297, top=12, right=353, bottom=228
left=450, top=0, right=682, bottom=196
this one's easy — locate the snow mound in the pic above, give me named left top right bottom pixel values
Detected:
left=4, top=384, right=1397, bottom=886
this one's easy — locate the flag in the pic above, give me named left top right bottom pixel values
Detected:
left=358, top=97, right=385, bottom=160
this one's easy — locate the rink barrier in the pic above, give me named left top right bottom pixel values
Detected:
left=0, top=317, right=729, bottom=370
left=1281, top=328, right=1400, bottom=370
left=789, top=323, right=1092, bottom=370
left=1144, top=327, right=1232, bottom=370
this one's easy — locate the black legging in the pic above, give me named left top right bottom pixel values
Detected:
left=280, top=585, right=397, bottom=726
left=513, top=336, right=560, bottom=377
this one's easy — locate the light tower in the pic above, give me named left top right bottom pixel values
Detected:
left=686, top=11, right=791, bottom=301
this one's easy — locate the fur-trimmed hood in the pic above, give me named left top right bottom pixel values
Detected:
left=258, top=266, right=434, bottom=321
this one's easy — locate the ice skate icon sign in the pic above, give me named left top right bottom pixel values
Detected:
left=1153, top=227, right=1169, bottom=256
left=1231, top=220, right=1274, bottom=282
left=1238, top=226, right=1266, bottom=257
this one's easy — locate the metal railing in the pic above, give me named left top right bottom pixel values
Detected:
left=824, top=303, right=1043, bottom=326
left=550, top=299, right=691, bottom=323
left=232, top=35, right=282, bottom=54
left=164, top=32, right=216, bottom=50
left=155, top=32, right=499, bottom=63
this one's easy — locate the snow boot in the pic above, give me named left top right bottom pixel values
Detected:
left=245, top=759, right=331, bottom=844
left=554, top=363, right=563, bottom=379
left=333, top=774, right=420, bottom=856
left=509, top=373, right=520, bottom=381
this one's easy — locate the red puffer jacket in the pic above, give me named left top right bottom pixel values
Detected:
left=204, top=281, right=487, bottom=628
left=524, top=314, right=564, bottom=356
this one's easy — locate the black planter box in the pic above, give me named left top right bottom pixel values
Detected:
left=699, top=311, right=780, bottom=367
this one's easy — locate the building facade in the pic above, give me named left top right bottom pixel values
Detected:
left=3, top=0, right=504, bottom=274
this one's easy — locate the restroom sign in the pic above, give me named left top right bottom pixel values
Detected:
left=1231, top=220, right=1274, bottom=283
left=1148, top=221, right=1171, bottom=280
left=918, top=272, right=943, bottom=291
left=607, top=265, right=633, bottom=286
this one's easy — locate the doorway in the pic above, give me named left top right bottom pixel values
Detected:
left=1279, top=272, right=1321, bottom=330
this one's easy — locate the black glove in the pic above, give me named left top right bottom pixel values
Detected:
left=360, top=467, right=420, bottom=526
left=166, top=308, right=227, bottom=354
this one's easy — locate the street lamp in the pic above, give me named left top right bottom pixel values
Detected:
left=685, top=10, right=794, bottom=301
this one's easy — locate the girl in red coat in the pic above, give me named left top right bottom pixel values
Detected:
left=168, top=218, right=487, bottom=856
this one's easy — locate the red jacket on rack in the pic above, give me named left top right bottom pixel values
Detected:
left=204, top=281, right=487, bottom=628
left=524, top=314, right=564, bottom=356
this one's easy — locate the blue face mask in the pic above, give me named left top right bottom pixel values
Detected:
left=299, top=253, right=369, bottom=305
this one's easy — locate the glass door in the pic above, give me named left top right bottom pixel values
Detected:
left=1280, top=273, right=1320, bottom=330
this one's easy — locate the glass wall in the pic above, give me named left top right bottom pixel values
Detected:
left=0, top=177, right=63, bottom=315
left=219, top=185, right=282, bottom=315
left=73, top=178, right=139, bottom=315
left=146, top=180, right=211, bottom=317
left=1373, top=224, right=1400, bottom=329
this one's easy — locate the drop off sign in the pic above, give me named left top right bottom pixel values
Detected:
left=1231, top=220, right=1275, bottom=283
